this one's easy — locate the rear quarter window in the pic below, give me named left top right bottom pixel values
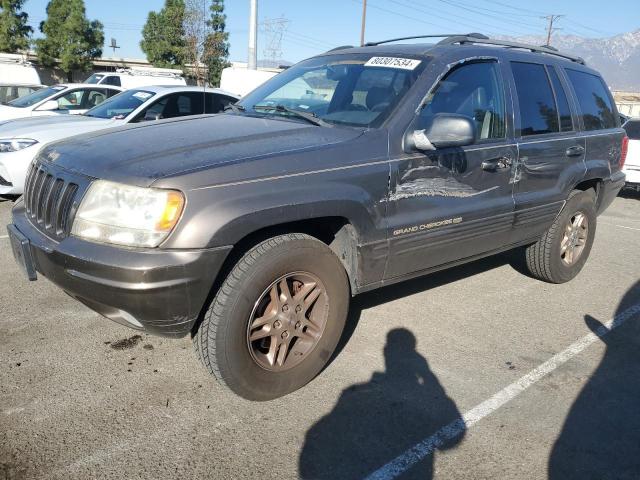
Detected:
left=565, top=69, right=617, bottom=131
left=511, top=62, right=559, bottom=136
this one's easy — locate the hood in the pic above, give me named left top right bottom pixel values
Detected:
left=0, top=114, right=115, bottom=141
left=40, top=114, right=365, bottom=187
left=0, top=104, right=31, bottom=121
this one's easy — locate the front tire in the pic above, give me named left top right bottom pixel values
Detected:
left=525, top=189, right=597, bottom=283
left=193, top=233, right=350, bottom=401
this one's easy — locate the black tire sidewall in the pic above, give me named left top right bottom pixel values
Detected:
left=548, top=191, right=597, bottom=283
left=213, top=237, right=349, bottom=401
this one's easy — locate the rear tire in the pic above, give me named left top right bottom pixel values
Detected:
left=193, top=233, right=350, bottom=401
left=524, top=189, right=597, bottom=284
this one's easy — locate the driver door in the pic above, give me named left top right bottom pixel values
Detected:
left=385, top=59, right=517, bottom=279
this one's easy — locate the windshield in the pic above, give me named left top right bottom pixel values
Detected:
left=7, top=85, right=66, bottom=108
left=85, top=89, right=155, bottom=119
left=239, top=54, right=428, bottom=128
left=85, top=73, right=104, bottom=84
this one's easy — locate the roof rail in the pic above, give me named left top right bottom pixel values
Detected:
left=115, top=67, right=184, bottom=78
left=438, top=35, right=585, bottom=64
left=364, top=33, right=488, bottom=47
left=326, top=45, right=355, bottom=52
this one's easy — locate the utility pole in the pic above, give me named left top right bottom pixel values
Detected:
left=360, top=0, right=367, bottom=47
left=542, top=14, right=564, bottom=46
left=248, top=0, right=258, bottom=70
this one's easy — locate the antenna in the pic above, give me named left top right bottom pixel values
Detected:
left=261, top=16, right=289, bottom=67
left=109, top=38, right=121, bottom=56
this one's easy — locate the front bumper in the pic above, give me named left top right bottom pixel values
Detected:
left=0, top=147, right=37, bottom=195
left=11, top=200, right=232, bottom=338
left=597, top=170, right=626, bottom=214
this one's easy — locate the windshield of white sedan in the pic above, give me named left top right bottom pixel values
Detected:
left=85, top=90, right=155, bottom=119
left=239, top=54, right=428, bottom=127
left=7, top=86, right=66, bottom=108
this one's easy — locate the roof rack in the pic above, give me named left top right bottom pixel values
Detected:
left=326, top=45, right=355, bottom=52
left=115, top=67, right=184, bottom=78
left=438, top=35, right=585, bottom=64
left=364, top=33, right=487, bottom=47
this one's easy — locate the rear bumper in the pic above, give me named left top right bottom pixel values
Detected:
left=11, top=199, right=232, bottom=338
left=597, top=170, right=626, bottom=214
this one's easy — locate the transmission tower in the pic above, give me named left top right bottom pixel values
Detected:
left=261, top=16, right=290, bottom=67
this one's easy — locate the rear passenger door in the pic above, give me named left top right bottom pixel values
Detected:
left=385, top=59, right=517, bottom=279
left=509, top=62, right=586, bottom=243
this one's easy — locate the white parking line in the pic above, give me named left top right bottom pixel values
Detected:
left=365, top=303, right=640, bottom=480
left=0, top=235, right=8, bottom=239
left=600, top=221, right=640, bottom=232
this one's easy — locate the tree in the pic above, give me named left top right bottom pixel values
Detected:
left=0, top=0, right=32, bottom=53
left=203, top=0, right=230, bottom=87
left=35, top=0, right=104, bottom=80
left=141, top=0, right=187, bottom=69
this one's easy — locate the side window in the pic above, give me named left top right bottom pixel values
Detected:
left=548, top=67, right=573, bottom=132
left=103, top=76, right=122, bottom=87
left=205, top=94, right=238, bottom=113
left=138, top=97, right=169, bottom=122
left=56, top=90, right=84, bottom=111
left=85, top=89, right=107, bottom=109
left=565, top=69, right=617, bottom=131
left=418, top=60, right=506, bottom=140
left=623, top=120, right=640, bottom=140
left=511, top=62, right=559, bottom=136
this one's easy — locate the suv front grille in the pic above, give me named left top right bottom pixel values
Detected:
left=24, top=163, right=80, bottom=240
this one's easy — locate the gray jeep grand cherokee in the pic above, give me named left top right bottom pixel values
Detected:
left=8, top=34, right=627, bottom=400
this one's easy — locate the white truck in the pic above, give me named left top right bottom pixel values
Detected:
left=622, top=118, right=640, bottom=191
left=0, top=53, right=43, bottom=104
left=85, top=67, right=187, bottom=88
left=220, top=65, right=279, bottom=97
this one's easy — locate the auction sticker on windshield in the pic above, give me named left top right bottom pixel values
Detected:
left=365, top=57, right=422, bottom=70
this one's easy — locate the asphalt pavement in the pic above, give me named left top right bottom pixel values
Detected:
left=1, top=191, right=639, bottom=480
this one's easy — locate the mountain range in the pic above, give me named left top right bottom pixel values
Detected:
left=504, top=30, right=640, bottom=91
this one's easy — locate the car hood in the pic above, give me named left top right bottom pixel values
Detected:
left=0, top=104, right=33, bottom=121
left=0, top=115, right=116, bottom=141
left=40, top=114, right=365, bottom=187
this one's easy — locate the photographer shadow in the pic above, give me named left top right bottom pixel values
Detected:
left=299, top=328, right=464, bottom=479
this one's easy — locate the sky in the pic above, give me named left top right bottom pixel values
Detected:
left=21, top=0, right=640, bottom=63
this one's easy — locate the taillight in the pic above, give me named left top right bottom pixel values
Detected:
left=620, top=136, right=629, bottom=168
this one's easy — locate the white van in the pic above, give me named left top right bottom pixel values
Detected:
left=85, top=67, right=187, bottom=88
left=220, top=66, right=279, bottom=97
left=0, top=53, right=43, bottom=104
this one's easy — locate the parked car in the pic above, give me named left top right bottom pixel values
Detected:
left=0, top=86, right=238, bottom=196
left=0, top=84, right=123, bottom=122
left=0, top=53, right=44, bottom=104
left=85, top=67, right=186, bottom=88
left=622, top=118, right=640, bottom=191
left=8, top=34, right=626, bottom=400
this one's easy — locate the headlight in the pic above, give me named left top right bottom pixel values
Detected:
left=71, top=180, right=185, bottom=248
left=0, top=138, right=38, bottom=153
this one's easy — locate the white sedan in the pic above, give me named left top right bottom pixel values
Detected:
left=0, top=85, right=239, bottom=195
left=0, top=83, right=123, bottom=121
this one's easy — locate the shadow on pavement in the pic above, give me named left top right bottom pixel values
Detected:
left=549, top=280, right=640, bottom=479
left=299, top=328, right=465, bottom=479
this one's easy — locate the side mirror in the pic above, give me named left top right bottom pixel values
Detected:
left=407, top=113, right=476, bottom=152
left=38, top=100, right=60, bottom=111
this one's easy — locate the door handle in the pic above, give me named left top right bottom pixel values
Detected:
left=482, top=156, right=512, bottom=172
left=566, top=145, right=585, bottom=157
